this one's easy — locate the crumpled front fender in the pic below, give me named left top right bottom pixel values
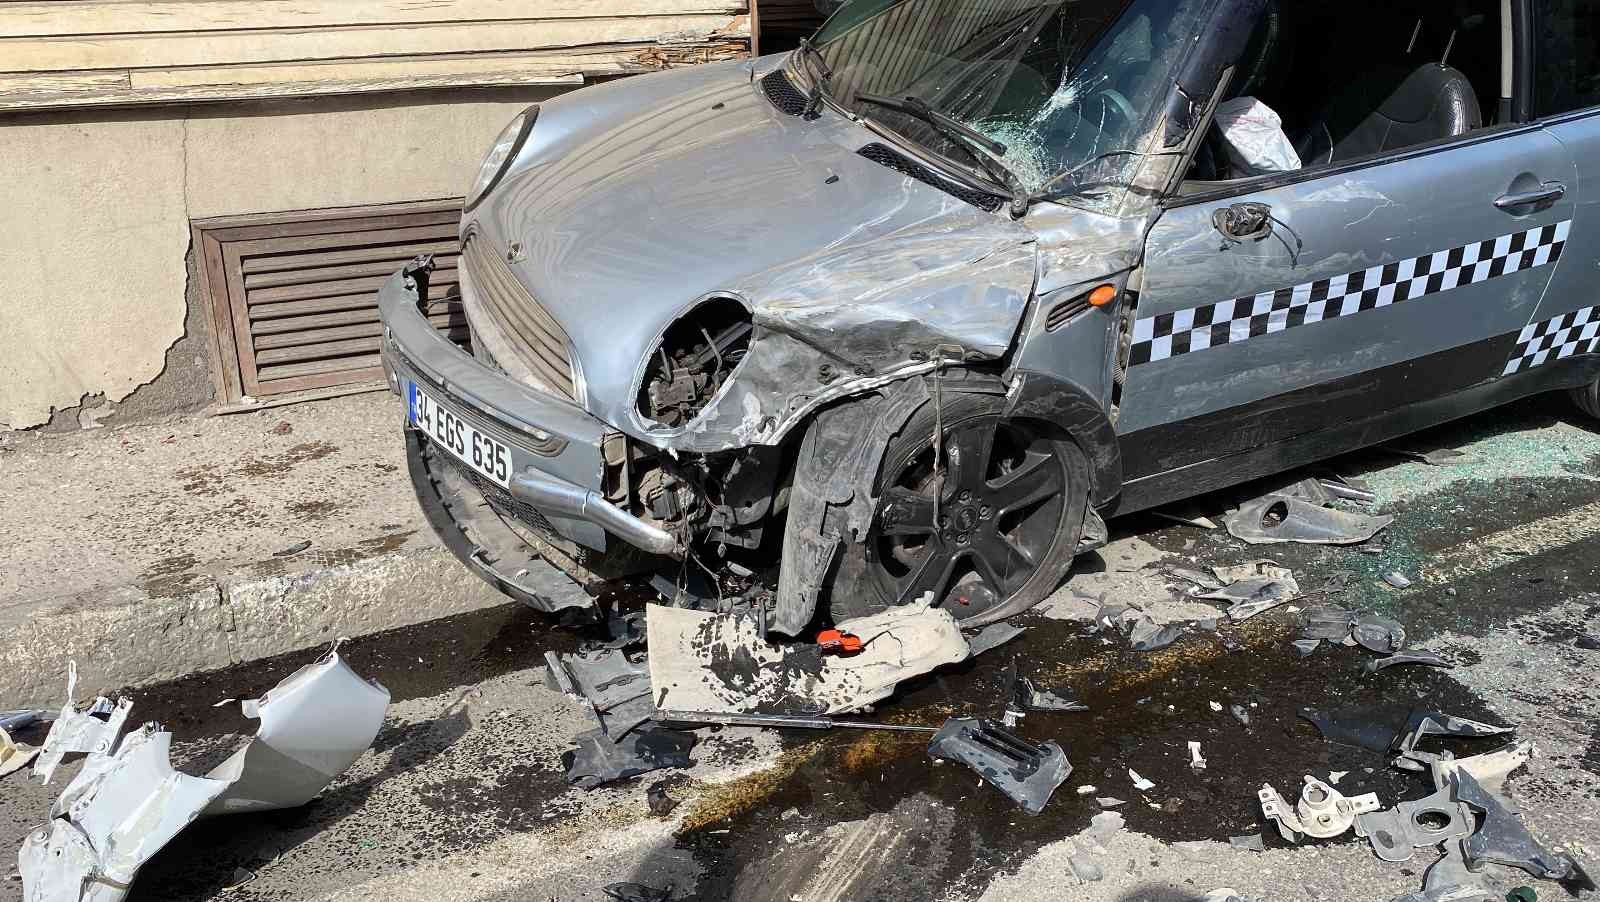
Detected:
left=647, top=219, right=1038, bottom=454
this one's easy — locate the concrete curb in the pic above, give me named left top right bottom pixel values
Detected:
left=0, top=545, right=509, bottom=708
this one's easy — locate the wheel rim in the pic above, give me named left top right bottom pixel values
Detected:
left=867, top=415, right=1067, bottom=619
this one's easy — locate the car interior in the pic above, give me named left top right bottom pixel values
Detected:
left=1181, top=0, right=1510, bottom=189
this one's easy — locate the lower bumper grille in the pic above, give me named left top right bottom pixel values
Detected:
left=428, top=440, right=559, bottom=536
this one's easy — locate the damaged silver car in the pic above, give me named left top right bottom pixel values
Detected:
left=379, top=0, right=1600, bottom=634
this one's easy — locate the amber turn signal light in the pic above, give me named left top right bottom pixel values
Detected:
left=1087, top=284, right=1118, bottom=307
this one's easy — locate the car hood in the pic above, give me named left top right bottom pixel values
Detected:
left=468, top=58, right=1039, bottom=448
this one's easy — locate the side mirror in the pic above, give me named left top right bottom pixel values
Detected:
left=1162, top=0, right=1268, bottom=144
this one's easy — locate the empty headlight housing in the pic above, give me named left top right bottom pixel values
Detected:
left=637, top=297, right=753, bottom=428
left=465, top=106, right=537, bottom=212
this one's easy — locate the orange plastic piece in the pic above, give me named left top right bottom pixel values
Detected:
left=1087, top=284, right=1118, bottom=307
left=817, top=629, right=865, bottom=655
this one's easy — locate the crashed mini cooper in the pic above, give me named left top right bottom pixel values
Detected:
left=379, top=0, right=1600, bottom=635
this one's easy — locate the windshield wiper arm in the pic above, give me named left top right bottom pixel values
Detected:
left=855, top=92, right=1026, bottom=210
left=795, top=37, right=832, bottom=119
left=856, top=92, right=1006, bottom=156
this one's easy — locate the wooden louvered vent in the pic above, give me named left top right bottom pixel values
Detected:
left=195, top=200, right=467, bottom=401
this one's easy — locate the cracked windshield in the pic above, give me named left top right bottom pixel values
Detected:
left=811, top=0, right=1204, bottom=203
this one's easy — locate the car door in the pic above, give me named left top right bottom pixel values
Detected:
left=1515, top=0, right=1600, bottom=374
left=1117, top=126, right=1576, bottom=481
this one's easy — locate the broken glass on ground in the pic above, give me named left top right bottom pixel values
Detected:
left=1009, top=665, right=1088, bottom=713
left=1224, top=495, right=1393, bottom=546
left=19, top=646, right=388, bottom=902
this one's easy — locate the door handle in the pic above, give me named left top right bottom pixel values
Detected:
left=1494, top=181, right=1566, bottom=211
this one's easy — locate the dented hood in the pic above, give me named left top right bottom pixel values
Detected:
left=468, top=58, right=1037, bottom=448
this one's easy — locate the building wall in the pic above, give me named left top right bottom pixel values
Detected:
left=0, top=89, right=569, bottom=429
left=0, top=0, right=752, bottom=430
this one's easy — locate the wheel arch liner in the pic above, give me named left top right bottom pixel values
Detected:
left=1002, top=369, right=1122, bottom=507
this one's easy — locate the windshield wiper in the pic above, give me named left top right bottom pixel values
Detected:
left=795, top=37, right=832, bottom=120
left=855, top=92, right=1027, bottom=213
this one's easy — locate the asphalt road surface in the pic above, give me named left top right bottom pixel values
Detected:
left=6, top=395, right=1600, bottom=902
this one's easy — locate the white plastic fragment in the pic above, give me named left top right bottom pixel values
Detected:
left=1077, top=784, right=1098, bottom=795
left=1329, top=770, right=1349, bottom=784
left=1208, top=701, right=1223, bottom=712
left=646, top=598, right=967, bottom=715
left=19, top=646, right=389, bottom=902
left=1, top=727, right=39, bottom=779
left=1260, top=775, right=1381, bottom=843
left=1129, top=768, right=1156, bottom=791
left=32, top=661, right=134, bottom=784
left=1189, top=741, right=1207, bottom=771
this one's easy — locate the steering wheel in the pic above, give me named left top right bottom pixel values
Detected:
left=1091, top=87, right=1138, bottom=128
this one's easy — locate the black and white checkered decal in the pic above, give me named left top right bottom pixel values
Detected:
left=1129, top=220, right=1571, bottom=366
left=1503, top=306, right=1600, bottom=374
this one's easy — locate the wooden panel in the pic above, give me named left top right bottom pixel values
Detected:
left=195, top=201, right=469, bottom=400
left=0, top=0, right=748, bottom=36
left=0, top=2, right=751, bottom=111
left=0, top=16, right=748, bottom=73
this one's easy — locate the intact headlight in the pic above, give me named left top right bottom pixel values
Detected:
left=465, top=106, right=537, bottom=212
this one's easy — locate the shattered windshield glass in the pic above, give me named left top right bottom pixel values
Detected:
left=810, top=0, right=1207, bottom=203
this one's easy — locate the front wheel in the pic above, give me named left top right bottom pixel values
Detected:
left=824, top=392, right=1090, bottom=627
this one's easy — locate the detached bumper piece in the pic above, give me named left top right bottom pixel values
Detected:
left=927, top=717, right=1071, bottom=815
left=19, top=647, right=388, bottom=902
left=544, top=647, right=697, bottom=789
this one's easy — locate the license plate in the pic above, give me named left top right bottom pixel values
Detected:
left=407, top=382, right=511, bottom=487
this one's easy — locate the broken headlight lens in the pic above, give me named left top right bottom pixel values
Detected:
left=465, top=106, right=537, bottom=212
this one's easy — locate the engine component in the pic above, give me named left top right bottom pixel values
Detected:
left=638, top=297, right=753, bottom=427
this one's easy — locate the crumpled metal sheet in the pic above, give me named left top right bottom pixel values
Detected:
left=1199, top=562, right=1300, bottom=621
left=32, top=662, right=133, bottom=785
left=1224, top=496, right=1393, bottom=546
left=1452, top=768, right=1593, bottom=887
left=927, top=717, right=1069, bottom=815
left=645, top=596, right=968, bottom=716
left=19, top=648, right=389, bottom=902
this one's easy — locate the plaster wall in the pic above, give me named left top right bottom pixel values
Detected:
left=0, top=87, right=562, bottom=429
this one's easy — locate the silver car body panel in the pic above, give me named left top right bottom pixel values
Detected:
left=466, top=56, right=1040, bottom=452
left=379, top=267, right=680, bottom=552
left=1121, top=125, right=1578, bottom=436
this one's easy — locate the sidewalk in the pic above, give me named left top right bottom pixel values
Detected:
left=0, top=392, right=515, bottom=707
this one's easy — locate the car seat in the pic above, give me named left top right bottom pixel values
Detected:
left=1295, top=61, right=1482, bottom=165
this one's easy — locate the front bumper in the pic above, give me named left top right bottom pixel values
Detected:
left=376, top=263, right=683, bottom=558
